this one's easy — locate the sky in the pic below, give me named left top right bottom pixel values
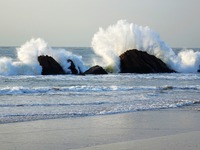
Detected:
left=0, top=0, right=200, bottom=47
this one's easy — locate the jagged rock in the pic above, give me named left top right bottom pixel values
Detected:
left=67, top=59, right=79, bottom=74
left=38, top=55, right=65, bottom=75
left=84, top=65, right=108, bottom=75
left=119, top=49, right=175, bottom=73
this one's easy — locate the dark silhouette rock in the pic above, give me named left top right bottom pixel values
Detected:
left=119, top=49, right=175, bottom=73
left=38, top=55, right=65, bottom=75
left=67, top=59, right=79, bottom=74
left=84, top=65, right=108, bottom=75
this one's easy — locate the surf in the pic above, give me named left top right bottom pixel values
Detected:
left=0, top=38, right=86, bottom=75
left=0, top=20, right=200, bottom=76
left=91, top=20, right=200, bottom=73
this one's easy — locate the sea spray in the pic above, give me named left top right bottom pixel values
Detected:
left=0, top=57, right=16, bottom=76
left=91, top=20, right=200, bottom=73
left=0, top=38, right=86, bottom=75
left=176, top=49, right=200, bottom=73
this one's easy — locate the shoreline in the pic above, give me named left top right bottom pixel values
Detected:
left=0, top=108, right=199, bottom=150
left=1, top=104, right=199, bottom=124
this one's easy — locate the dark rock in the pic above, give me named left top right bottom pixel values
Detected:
left=119, top=49, right=175, bottom=73
left=84, top=65, right=108, bottom=75
left=38, top=55, right=65, bottom=75
left=67, top=59, right=78, bottom=74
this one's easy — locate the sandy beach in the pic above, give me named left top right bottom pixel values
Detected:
left=0, top=108, right=199, bottom=150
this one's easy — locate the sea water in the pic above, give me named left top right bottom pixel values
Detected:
left=0, top=47, right=200, bottom=123
left=0, top=20, right=200, bottom=123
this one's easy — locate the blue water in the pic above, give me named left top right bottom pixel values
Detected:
left=0, top=47, right=200, bottom=123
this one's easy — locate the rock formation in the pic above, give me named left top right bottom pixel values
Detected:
left=84, top=65, right=108, bottom=75
left=67, top=59, right=79, bottom=74
left=38, top=55, right=65, bottom=75
left=37, top=49, right=175, bottom=75
left=119, top=49, right=175, bottom=73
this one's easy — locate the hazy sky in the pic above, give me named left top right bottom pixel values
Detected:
left=0, top=0, right=200, bottom=47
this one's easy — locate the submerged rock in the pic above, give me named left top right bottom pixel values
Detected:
left=84, top=65, right=108, bottom=75
left=119, top=49, right=175, bottom=73
left=38, top=55, right=65, bottom=75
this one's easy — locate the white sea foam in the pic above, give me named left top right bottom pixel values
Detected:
left=0, top=85, right=199, bottom=96
left=0, top=38, right=86, bottom=75
left=91, top=20, right=200, bottom=73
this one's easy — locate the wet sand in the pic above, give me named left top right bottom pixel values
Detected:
left=0, top=109, right=199, bottom=150
left=77, top=131, right=200, bottom=150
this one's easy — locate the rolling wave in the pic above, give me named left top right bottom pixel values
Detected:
left=0, top=85, right=199, bottom=95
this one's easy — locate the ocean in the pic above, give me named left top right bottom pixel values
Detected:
left=0, top=20, right=200, bottom=123
left=0, top=46, right=200, bottom=124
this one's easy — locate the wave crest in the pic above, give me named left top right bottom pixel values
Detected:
left=0, top=38, right=86, bottom=75
left=91, top=20, right=200, bottom=73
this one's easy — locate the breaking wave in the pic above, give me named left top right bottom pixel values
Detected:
left=91, top=20, right=200, bottom=73
left=0, top=38, right=86, bottom=75
left=1, top=20, right=200, bottom=75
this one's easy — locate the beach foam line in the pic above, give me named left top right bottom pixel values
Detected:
left=75, top=131, right=200, bottom=150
